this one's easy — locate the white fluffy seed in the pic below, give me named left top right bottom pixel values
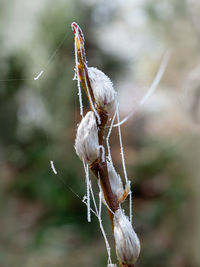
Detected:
left=75, top=111, right=99, bottom=164
left=114, top=209, right=140, bottom=265
left=88, top=67, right=116, bottom=110
left=107, top=160, right=124, bottom=199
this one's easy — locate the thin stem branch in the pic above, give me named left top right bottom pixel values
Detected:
left=72, top=23, right=138, bottom=267
left=72, top=22, right=120, bottom=227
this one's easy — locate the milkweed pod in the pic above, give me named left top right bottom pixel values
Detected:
left=114, top=209, right=140, bottom=265
left=75, top=111, right=99, bottom=164
left=88, top=67, right=116, bottom=110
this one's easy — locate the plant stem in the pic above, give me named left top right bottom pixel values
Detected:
left=72, top=22, right=120, bottom=227
left=72, top=22, right=139, bottom=267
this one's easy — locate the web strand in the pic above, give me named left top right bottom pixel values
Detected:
left=116, top=102, right=132, bottom=223
left=89, top=178, right=113, bottom=265
left=50, top=160, right=57, bottom=175
left=0, top=30, right=70, bottom=83
left=114, top=49, right=171, bottom=127
left=83, top=160, right=91, bottom=222
left=74, top=30, right=84, bottom=117
left=106, top=105, right=118, bottom=165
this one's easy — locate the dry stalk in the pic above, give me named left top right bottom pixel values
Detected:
left=72, top=22, right=139, bottom=267
left=72, top=22, right=119, bottom=226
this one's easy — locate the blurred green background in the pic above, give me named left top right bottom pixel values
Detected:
left=0, top=0, right=200, bottom=266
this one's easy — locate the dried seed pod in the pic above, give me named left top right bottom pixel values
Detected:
left=107, top=160, right=124, bottom=199
left=75, top=111, right=99, bottom=163
left=114, top=209, right=140, bottom=265
left=88, top=67, right=116, bottom=110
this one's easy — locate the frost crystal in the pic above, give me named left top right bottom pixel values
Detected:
left=114, top=209, right=140, bottom=265
left=88, top=67, right=116, bottom=110
left=107, top=160, right=124, bottom=199
left=75, top=111, right=99, bottom=163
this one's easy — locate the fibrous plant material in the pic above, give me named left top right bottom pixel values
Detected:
left=88, top=67, right=116, bottom=111
left=114, top=209, right=140, bottom=265
left=75, top=111, right=100, bottom=164
left=72, top=22, right=140, bottom=267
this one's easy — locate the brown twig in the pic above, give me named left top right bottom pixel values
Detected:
left=72, top=22, right=135, bottom=267
left=72, top=22, right=119, bottom=227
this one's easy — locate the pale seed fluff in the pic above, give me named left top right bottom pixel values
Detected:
left=114, top=209, right=140, bottom=265
left=88, top=67, right=116, bottom=110
left=107, top=160, right=124, bottom=199
left=75, top=111, right=99, bottom=164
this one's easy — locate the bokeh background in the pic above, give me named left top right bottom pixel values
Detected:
left=0, top=0, right=200, bottom=266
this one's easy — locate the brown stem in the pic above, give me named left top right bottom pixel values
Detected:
left=90, top=108, right=119, bottom=227
left=90, top=159, right=119, bottom=227
left=72, top=22, right=120, bottom=227
left=73, top=22, right=134, bottom=266
left=77, top=63, right=96, bottom=111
